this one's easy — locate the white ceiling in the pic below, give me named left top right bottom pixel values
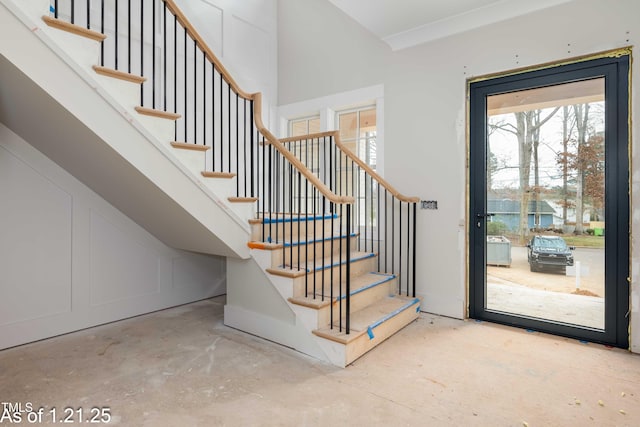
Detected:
left=327, top=0, right=573, bottom=50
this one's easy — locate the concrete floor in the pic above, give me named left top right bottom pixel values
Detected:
left=1, top=296, right=639, bottom=426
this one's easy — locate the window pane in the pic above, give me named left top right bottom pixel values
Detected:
left=308, top=118, right=321, bottom=134
left=359, top=108, right=376, bottom=138
left=291, top=120, right=308, bottom=137
left=339, top=112, right=357, bottom=139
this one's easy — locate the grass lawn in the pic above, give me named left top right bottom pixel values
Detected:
left=498, top=232, right=605, bottom=248
left=561, top=234, right=605, bottom=248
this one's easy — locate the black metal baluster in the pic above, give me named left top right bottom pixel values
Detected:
left=363, top=167, right=367, bottom=253
left=338, top=204, right=343, bottom=332
left=289, top=164, right=293, bottom=270
left=71, top=0, right=75, bottom=24
left=100, top=0, right=104, bottom=66
left=152, top=0, right=156, bottom=109
left=262, top=129, right=266, bottom=227
left=250, top=100, right=255, bottom=198
left=412, top=202, right=417, bottom=297
left=127, top=0, right=131, bottom=73
left=193, top=39, right=196, bottom=144
left=219, top=74, right=223, bottom=172
left=377, top=183, right=381, bottom=271
left=140, top=0, right=143, bottom=105
left=163, top=1, right=166, bottom=111
left=298, top=172, right=302, bottom=278
left=392, top=198, right=395, bottom=280
left=211, top=62, right=219, bottom=170
left=330, top=201, right=334, bottom=329
left=399, top=201, right=403, bottom=295
left=115, top=0, right=119, bottom=69
left=370, top=176, right=374, bottom=256
left=268, top=143, right=273, bottom=245
left=54, top=0, right=58, bottom=18
left=345, top=203, right=351, bottom=335
left=313, top=184, right=317, bottom=299
left=321, top=195, right=326, bottom=301
left=235, top=92, right=239, bottom=192
left=384, top=189, right=388, bottom=273
left=173, top=15, right=176, bottom=139
left=183, top=27, right=187, bottom=141
left=202, top=53, right=206, bottom=150
left=406, top=202, right=411, bottom=296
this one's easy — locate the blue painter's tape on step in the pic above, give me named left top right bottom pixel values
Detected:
left=283, top=232, right=357, bottom=248
left=50, top=5, right=55, bottom=13
left=367, top=298, right=420, bottom=335
left=335, top=273, right=396, bottom=302
left=367, top=326, right=374, bottom=340
left=416, top=305, right=421, bottom=313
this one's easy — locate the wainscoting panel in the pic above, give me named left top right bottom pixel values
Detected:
left=0, top=123, right=226, bottom=350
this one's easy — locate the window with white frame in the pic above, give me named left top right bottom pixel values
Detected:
left=289, top=116, right=320, bottom=137
left=337, top=106, right=377, bottom=170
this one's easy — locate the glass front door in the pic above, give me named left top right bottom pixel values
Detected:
left=469, top=52, right=630, bottom=347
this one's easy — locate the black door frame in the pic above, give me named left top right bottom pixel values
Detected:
left=468, top=51, right=630, bottom=348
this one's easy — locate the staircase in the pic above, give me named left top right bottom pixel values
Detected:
left=2, top=0, right=420, bottom=367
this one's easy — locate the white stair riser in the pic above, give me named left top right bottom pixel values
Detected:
left=135, top=114, right=176, bottom=143
left=252, top=218, right=339, bottom=242
left=271, top=235, right=358, bottom=269
left=314, top=278, right=397, bottom=328
left=291, top=255, right=377, bottom=296
left=344, top=301, right=420, bottom=365
left=202, top=177, right=237, bottom=199
left=41, top=23, right=101, bottom=70
left=228, top=201, right=257, bottom=220
left=23, top=0, right=49, bottom=19
left=171, top=148, right=206, bottom=177
left=93, top=73, right=141, bottom=110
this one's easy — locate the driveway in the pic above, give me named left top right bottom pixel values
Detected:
left=488, top=245, right=604, bottom=296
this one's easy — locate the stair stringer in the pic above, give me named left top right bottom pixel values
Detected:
left=0, top=0, right=252, bottom=258
left=229, top=248, right=350, bottom=366
left=224, top=254, right=332, bottom=363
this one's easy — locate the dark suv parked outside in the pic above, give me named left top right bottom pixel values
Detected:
left=527, top=235, right=575, bottom=273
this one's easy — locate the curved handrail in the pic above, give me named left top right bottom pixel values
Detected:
left=164, top=0, right=352, bottom=205
left=280, top=131, right=420, bottom=203
left=252, top=95, right=354, bottom=204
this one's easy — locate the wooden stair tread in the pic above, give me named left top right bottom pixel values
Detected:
left=288, top=272, right=395, bottom=308
left=247, top=241, right=284, bottom=250
left=42, top=16, right=106, bottom=42
left=202, top=171, right=236, bottom=179
left=135, top=106, right=181, bottom=120
left=312, top=295, right=420, bottom=344
left=228, top=197, right=259, bottom=203
left=92, top=65, right=146, bottom=84
left=170, top=141, right=210, bottom=152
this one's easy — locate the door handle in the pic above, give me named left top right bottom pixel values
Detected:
left=476, top=213, right=494, bottom=228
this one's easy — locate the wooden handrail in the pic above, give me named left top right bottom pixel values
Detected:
left=276, top=131, right=420, bottom=204
left=252, top=94, right=354, bottom=205
left=280, top=131, right=337, bottom=143
left=163, top=0, right=253, bottom=100
left=163, top=0, right=351, bottom=205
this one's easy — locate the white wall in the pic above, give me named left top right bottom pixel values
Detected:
left=277, top=0, right=640, bottom=352
left=0, top=123, right=226, bottom=350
